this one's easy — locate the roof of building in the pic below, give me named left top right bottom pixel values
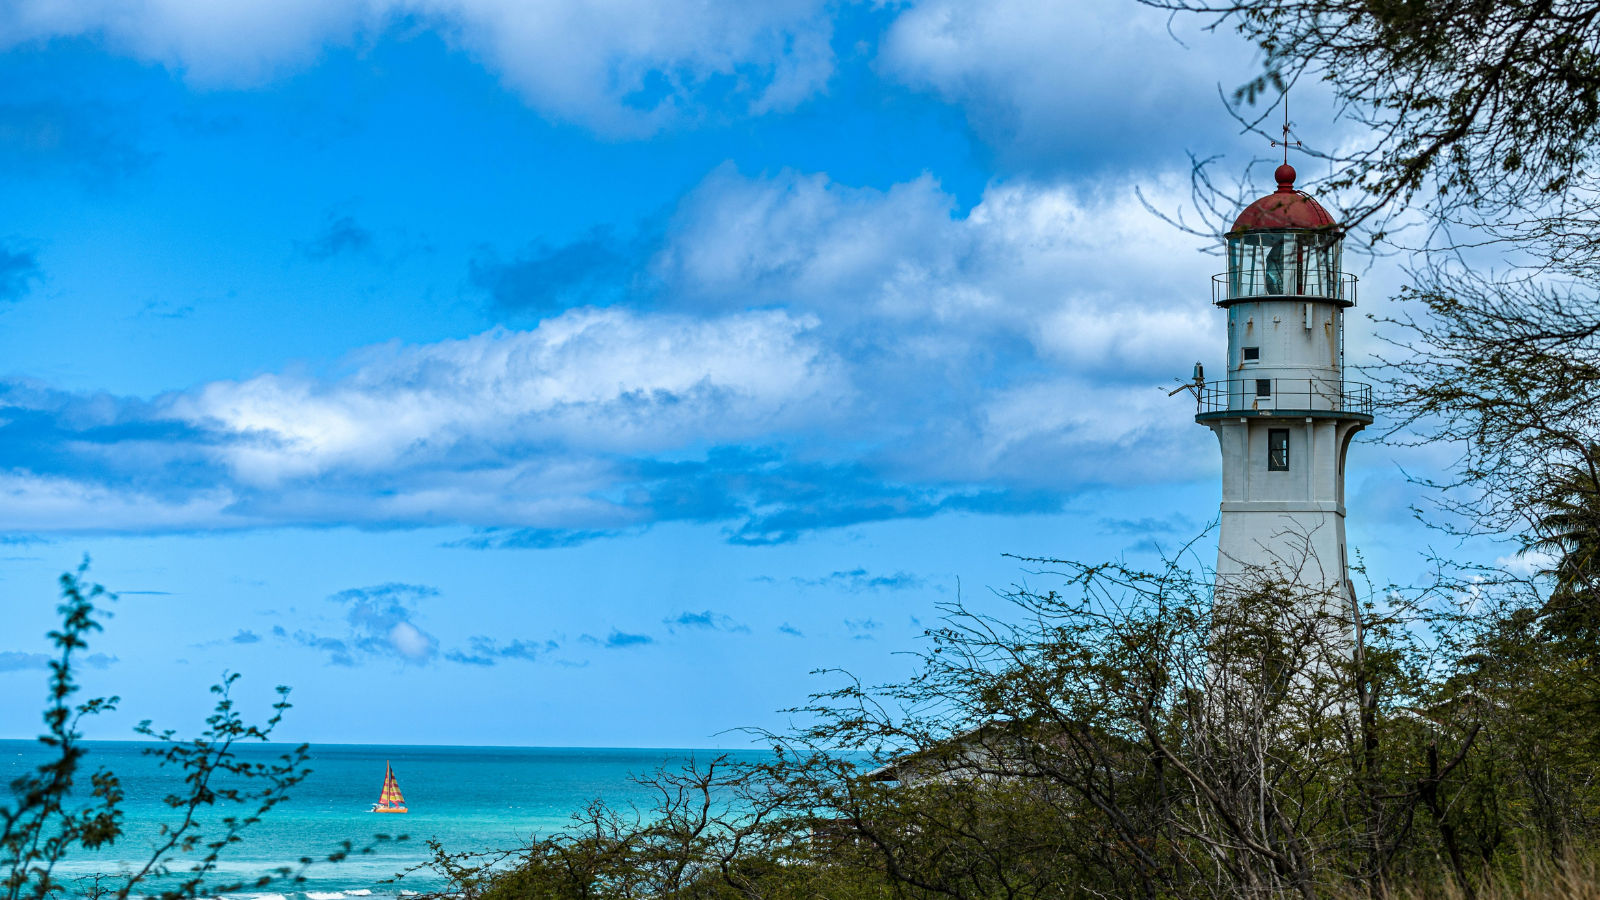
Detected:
left=1228, top=164, right=1339, bottom=235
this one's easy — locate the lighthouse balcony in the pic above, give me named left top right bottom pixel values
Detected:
left=1211, top=272, right=1358, bottom=308
left=1195, top=378, right=1373, bottom=422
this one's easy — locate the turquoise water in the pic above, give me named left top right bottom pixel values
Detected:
left=2, top=740, right=764, bottom=898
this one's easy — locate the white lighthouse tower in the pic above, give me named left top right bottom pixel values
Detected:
left=1196, top=162, right=1373, bottom=608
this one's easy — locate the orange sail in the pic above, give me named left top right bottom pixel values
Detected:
left=373, top=761, right=408, bottom=813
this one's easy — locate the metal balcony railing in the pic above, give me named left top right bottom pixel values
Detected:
left=1211, top=272, right=1358, bottom=306
left=1197, top=378, right=1373, bottom=417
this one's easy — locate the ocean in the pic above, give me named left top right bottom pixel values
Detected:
left=2, top=740, right=766, bottom=898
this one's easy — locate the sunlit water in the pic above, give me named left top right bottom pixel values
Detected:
left=2, top=741, right=765, bottom=898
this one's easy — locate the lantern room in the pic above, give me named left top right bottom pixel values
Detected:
left=1215, top=164, right=1354, bottom=306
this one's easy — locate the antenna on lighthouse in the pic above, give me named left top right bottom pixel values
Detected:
left=1167, top=362, right=1205, bottom=399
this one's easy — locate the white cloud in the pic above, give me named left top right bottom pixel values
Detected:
left=0, top=0, right=834, bottom=136
left=878, top=0, right=1253, bottom=167
left=657, top=165, right=1220, bottom=378
left=173, top=307, right=840, bottom=485
left=1496, top=549, right=1556, bottom=579
left=388, top=621, right=437, bottom=660
left=648, top=166, right=1226, bottom=486
left=0, top=471, right=240, bottom=532
left=0, top=0, right=369, bottom=83
left=976, top=377, right=1198, bottom=484
left=654, top=168, right=965, bottom=311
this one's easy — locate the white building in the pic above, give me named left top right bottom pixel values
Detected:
left=1197, top=163, right=1373, bottom=609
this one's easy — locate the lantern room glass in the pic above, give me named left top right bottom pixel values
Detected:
left=1227, top=230, right=1341, bottom=300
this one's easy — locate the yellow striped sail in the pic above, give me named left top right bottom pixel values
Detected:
left=373, top=761, right=408, bottom=813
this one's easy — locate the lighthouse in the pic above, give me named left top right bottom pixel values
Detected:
left=1196, top=163, right=1373, bottom=610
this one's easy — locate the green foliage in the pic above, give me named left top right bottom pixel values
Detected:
left=1528, top=456, right=1600, bottom=652
left=422, top=553, right=1600, bottom=900
left=1144, top=0, right=1600, bottom=245
left=2, top=564, right=125, bottom=900
left=0, top=562, right=381, bottom=900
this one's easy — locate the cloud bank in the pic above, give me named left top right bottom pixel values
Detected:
left=0, top=166, right=1218, bottom=544
left=0, top=0, right=835, bottom=137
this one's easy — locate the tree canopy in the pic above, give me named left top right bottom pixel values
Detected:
left=1148, top=0, right=1600, bottom=247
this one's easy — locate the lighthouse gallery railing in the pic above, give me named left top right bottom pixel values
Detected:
left=1197, top=378, right=1373, bottom=417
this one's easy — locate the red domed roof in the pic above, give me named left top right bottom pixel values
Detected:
left=1228, top=164, right=1338, bottom=234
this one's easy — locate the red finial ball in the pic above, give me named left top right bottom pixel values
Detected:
left=1275, top=163, right=1296, bottom=190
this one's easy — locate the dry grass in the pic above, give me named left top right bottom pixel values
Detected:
left=1381, top=854, right=1600, bottom=900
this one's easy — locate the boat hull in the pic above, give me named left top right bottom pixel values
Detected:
left=373, top=807, right=408, bottom=814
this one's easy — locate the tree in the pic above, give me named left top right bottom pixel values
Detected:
left=1526, top=451, right=1600, bottom=647
left=774, top=559, right=1504, bottom=900
left=1367, top=274, right=1600, bottom=550
left=1, top=563, right=381, bottom=900
left=1143, top=0, right=1600, bottom=250
left=445, top=555, right=1589, bottom=900
left=404, top=754, right=888, bottom=900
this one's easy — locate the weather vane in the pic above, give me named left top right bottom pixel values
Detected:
left=1271, top=92, right=1301, bottom=165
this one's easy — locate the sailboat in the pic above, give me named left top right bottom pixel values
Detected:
left=371, top=761, right=408, bottom=814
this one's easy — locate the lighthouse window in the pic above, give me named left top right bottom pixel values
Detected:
left=1268, top=429, right=1290, bottom=471
left=1255, top=378, right=1271, bottom=397
left=1242, top=347, right=1260, bottom=361
left=1263, top=235, right=1286, bottom=294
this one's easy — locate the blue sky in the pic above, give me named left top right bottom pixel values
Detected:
left=0, top=1, right=1467, bottom=747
